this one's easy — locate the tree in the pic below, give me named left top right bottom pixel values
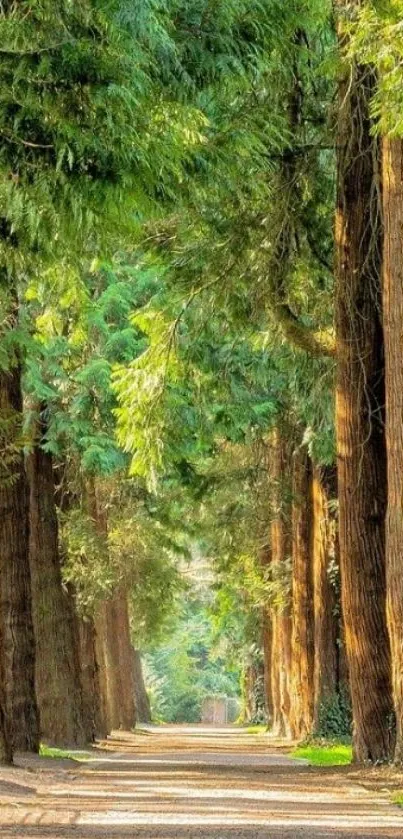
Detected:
left=0, top=295, right=39, bottom=752
left=351, top=0, right=403, bottom=766
left=334, top=0, right=394, bottom=763
left=0, top=0, right=160, bottom=754
left=27, top=410, right=87, bottom=747
left=290, top=446, right=314, bottom=740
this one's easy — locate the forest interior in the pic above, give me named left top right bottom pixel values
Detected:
left=2, top=2, right=403, bottom=837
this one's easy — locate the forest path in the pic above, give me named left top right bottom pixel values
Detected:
left=1, top=725, right=403, bottom=838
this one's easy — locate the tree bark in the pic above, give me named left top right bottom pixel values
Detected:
left=270, top=427, right=292, bottom=738
left=0, top=364, right=39, bottom=753
left=312, top=466, right=340, bottom=731
left=132, top=648, right=151, bottom=724
left=94, top=604, right=111, bottom=737
left=113, top=589, right=136, bottom=730
left=259, top=544, right=273, bottom=727
left=0, top=622, right=12, bottom=763
left=290, top=447, right=314, bottom=740
left=78, top=615, right=105, bottom=741
left=262, top=609, right=273, bottom=727
left=87, top=480, right=135, bottom=731
left=383, top=136, right=403, bottom=764
left=334, top=25, right=394, bottom=761
left=28, top=435, right=87, bottom=747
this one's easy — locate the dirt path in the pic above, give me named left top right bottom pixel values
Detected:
left=1, top=725, right=403, bottom=838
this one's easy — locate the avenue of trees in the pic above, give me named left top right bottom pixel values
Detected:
left=1, top=0, right=403, bottom=767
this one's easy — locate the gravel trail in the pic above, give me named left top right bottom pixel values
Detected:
left=0, top=725, right=403, bottom=838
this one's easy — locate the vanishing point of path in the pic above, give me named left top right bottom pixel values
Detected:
left=1, top=725, right=403, bottom=838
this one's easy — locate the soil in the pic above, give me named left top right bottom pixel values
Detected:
left=0, top=725, right=402, bottom=838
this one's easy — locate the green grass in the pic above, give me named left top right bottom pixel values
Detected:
left=39, top=745, right=92, bottom=762
left=244, top=724, right=268, bottom=734
left=292, top=743, right=353, bottom=766
left=393, top=793, right=403, bottom=808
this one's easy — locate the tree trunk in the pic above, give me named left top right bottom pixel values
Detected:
left=78, top=615, right=105, bottom=741
left=28, top=436, right=87, bottom=747
left=94, top=604, right=111, bottom=737
left=132, top=649, right=151, bottom=724
left=262, top=610, right=273, bottom=727
left=312, top=466, right=339, bottom=731
left=0, top=364, right=39, bottom=753
left=334, top=26, right=394, bottom=761
left=259, top=544, right=273, bottom=727
left=383, top=136, right=403, bottom=764
left=114, top=590, right=136, bottom=730
left=0, top=624, right=12, bottom=763
left=87, top=480, right=135, bottom=731
left=290, top=447, right=314, bottom=740
left=270, top=427, right=292, bottom=739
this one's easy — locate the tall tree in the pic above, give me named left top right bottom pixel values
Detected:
left=312, top=466, right=340, bottom=731
left=383, top=136, right=403, bottom=764
left=0, top=0, right=165, bottom=754
left=290, top=446, right=314, bottom=740
left=334, top=0, right=393, bottom=762
left=27, top=410, right=87, bottom=747
left=0, top=298, right=39, bottom=751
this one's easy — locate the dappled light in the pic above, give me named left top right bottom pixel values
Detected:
left=1, top=729, right=403, bottom=838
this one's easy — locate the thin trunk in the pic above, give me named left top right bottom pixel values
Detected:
left=290, top=447, right=314, bottom=740
left=28, top=437, right=87, bottom=747
left=262, top=610, right=273, bottom=727
left=0, top=625, right=12, bottom=763
left=86, top=480, right=119, bottom=731
left=260, top=544, right=273, bottom=726
left=0, top=364, right=39, bottom=752
left=334, top=20, right=394, bottom=761
left=78, top=615, right=105, bottom=741
left=312, top=466, right=339, bottom=731
left=270, top=427, right=292, bottom=739
left=114, top=590, right=136, bottom=730
left=94, top=605, right=111, bottom=737
left=132, top=649, right=151, bottom=724
left=383, top=136, right=403, bottom=764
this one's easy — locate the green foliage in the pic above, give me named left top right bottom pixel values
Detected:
left=144, top=576, right=241, bottom=723
left=347, top=1, right=403, bottom=137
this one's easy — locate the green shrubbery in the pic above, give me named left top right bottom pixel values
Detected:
left=314, top=690, right=352, bottom=741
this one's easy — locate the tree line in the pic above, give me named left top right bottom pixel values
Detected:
left=1, top=0, right=403, bottom=767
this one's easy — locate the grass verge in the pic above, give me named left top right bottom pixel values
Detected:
left=39, top=745, right=92, bottom=761
left=292, top=743, right=353, bottom=766
left=244, top=724, right=268, bottom=734
left=393, top=793, right=403, bottom=807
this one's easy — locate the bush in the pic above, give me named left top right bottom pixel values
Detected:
left=314, top=690, right=352, bottom=740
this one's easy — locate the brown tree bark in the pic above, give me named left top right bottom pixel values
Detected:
left=78, top=615, right=106, bottom=741
left=262, top=610, right=273, bottom=727
left=269, top=427, right=292, bottom=739
left=383, top=136, right=403, bottom=764
left=312, top=466, right=340, bottom=731
left=28, top=432, right=87, bottom=748
left=0, top=623, right=12, bottom=763
left=334, top=19, right=394, bottom=761
left=87, top=480, right=135, bottom=731
left=94, top=604, right=111, bottom=737
left=259, top=544, right=273, bottom=727
left=290, top=447, right=314, bottom=740
left=132, top=648, right=151, bottom=724
left=0, top=364, right=39, bottom=753
left=113, top=589, right=136, bottom=730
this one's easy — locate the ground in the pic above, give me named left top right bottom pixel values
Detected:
left=1, top=726, right=403, bottom=838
